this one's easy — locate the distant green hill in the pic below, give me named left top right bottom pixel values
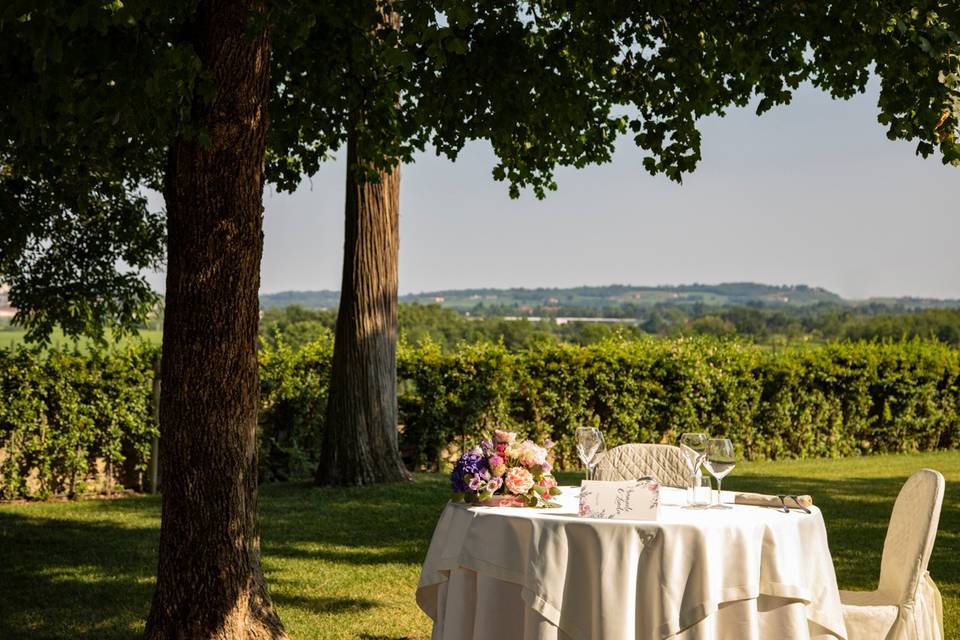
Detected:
left=259, top=283, right=960, bottom=314
left=259, top=289, right=341, bottom=309
left=397, top=283, right=846, bottom=311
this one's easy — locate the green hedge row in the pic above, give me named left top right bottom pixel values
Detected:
left=0, top=346, right=159, bottom=499
left=3, top=334, right=959, bottom=496
left=264, top=334, right=960, bottom=476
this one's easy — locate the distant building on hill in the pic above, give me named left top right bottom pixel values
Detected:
left=502, top=315, right=640, bottom=326
left=0, top=284, right=16, bottom=319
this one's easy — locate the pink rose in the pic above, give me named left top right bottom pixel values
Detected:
left=495, top=429, right=517, bottom=444
left=489, top=455, right=504, bottom=467
left=539, top=476, right=558, bottom=489
left=504, top=466, right=535, bottom=495
left=517, top=440, right=548, bottom=467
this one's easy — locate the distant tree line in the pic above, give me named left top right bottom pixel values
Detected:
left=259, top=303, right=960, bottom=351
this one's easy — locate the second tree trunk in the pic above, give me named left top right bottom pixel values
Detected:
left=316, top=133, right=409, bottom=485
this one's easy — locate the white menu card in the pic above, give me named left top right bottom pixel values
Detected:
left=578, top=478, right=660, bottom=521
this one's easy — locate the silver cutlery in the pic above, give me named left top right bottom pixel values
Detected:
left=777, top=494, right=812, bottom=514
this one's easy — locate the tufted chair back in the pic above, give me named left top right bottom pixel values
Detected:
left=592, top=444, right=691, bottom=487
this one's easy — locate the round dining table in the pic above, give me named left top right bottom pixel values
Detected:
left=416, top=486, right=847, bottom=640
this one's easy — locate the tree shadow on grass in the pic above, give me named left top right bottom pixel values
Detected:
left=258, top=473, right=450, bottom=567
left=0, top=476, right=451, bottom=640
left=272, top=593, right=379, bottom=614
left=0, top=498, right=160, bottom=640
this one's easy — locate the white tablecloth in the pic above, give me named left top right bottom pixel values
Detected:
left=417, top=487, right=847, bottom=640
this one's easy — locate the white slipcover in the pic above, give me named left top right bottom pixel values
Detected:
left=839, top=468, right=945, bottom=640
left=593, top=443, right=690, bottom=487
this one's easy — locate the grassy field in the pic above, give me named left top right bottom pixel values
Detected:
left=1, top=451, right=957, bottom=639
left=0, top=329, right=162, bottom=351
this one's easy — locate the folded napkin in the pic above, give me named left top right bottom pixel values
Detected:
left=734, top=492, right=813, bottom=509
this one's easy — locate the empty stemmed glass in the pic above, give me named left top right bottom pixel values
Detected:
left=679, top=432, right=708, bottom=477
left=704, top=438, right=736, bottom=509
left=575, top=427, right=605, bottom=480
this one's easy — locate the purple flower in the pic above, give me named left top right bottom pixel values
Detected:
left=468, top=476, right=484, bottom=491
left=451, top=452, right=490, bottom=493
left=480, top=439, right=495, bottom=455
left=487, top=476, right=503, bottom=493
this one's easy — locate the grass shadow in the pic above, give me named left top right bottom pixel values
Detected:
left=273, top=593, right=379, bottom=614
left=258, top=473, right=450, bottom=567
left=0, top=498, right=160, bottom=639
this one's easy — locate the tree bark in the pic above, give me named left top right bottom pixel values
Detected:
left=144, top=1, right=285, bottom=638
left=315, top=131, right=410, bottom=486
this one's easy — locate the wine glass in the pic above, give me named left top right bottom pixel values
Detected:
left=679, top=432, right=708, bottom=478
left=703, top=438, right=736, bottom=509
left=575, top=427, right=605, bottom=480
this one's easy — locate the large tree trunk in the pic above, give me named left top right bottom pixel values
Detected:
left=144, top=1, right=285, bottom=638
left=316, top=132, right=410, bottom=485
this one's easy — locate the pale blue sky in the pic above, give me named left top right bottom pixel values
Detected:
left=149, top=81, right=960, bottom=300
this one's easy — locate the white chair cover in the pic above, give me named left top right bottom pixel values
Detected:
left=592, top=443, right=690, bottom=487
left=839, top=468, right=945, bottom=640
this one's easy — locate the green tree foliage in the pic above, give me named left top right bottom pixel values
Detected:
left=843, top=309, right=960, bottom=343
left=1, top=0, right=957, bottom=385
left=270, top=1, right=960, bottom=201
left=0, top=1, right=199, bottom=342
left=259, top=305, right=337, bottom=349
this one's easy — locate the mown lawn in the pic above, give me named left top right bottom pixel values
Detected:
left=1, top=450, right=957, bottom=639
left=0, top=329, right=163, bottom=351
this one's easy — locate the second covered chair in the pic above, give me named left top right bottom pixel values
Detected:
left=592, top=443, right=690, bottom=487
left=839, top=468, right=945, bottom=640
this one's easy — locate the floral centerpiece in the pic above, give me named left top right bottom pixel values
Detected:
left=450, top=429, right=561, bottom=507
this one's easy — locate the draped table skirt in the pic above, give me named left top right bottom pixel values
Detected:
left=417, top=487, right=847, bottom=640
